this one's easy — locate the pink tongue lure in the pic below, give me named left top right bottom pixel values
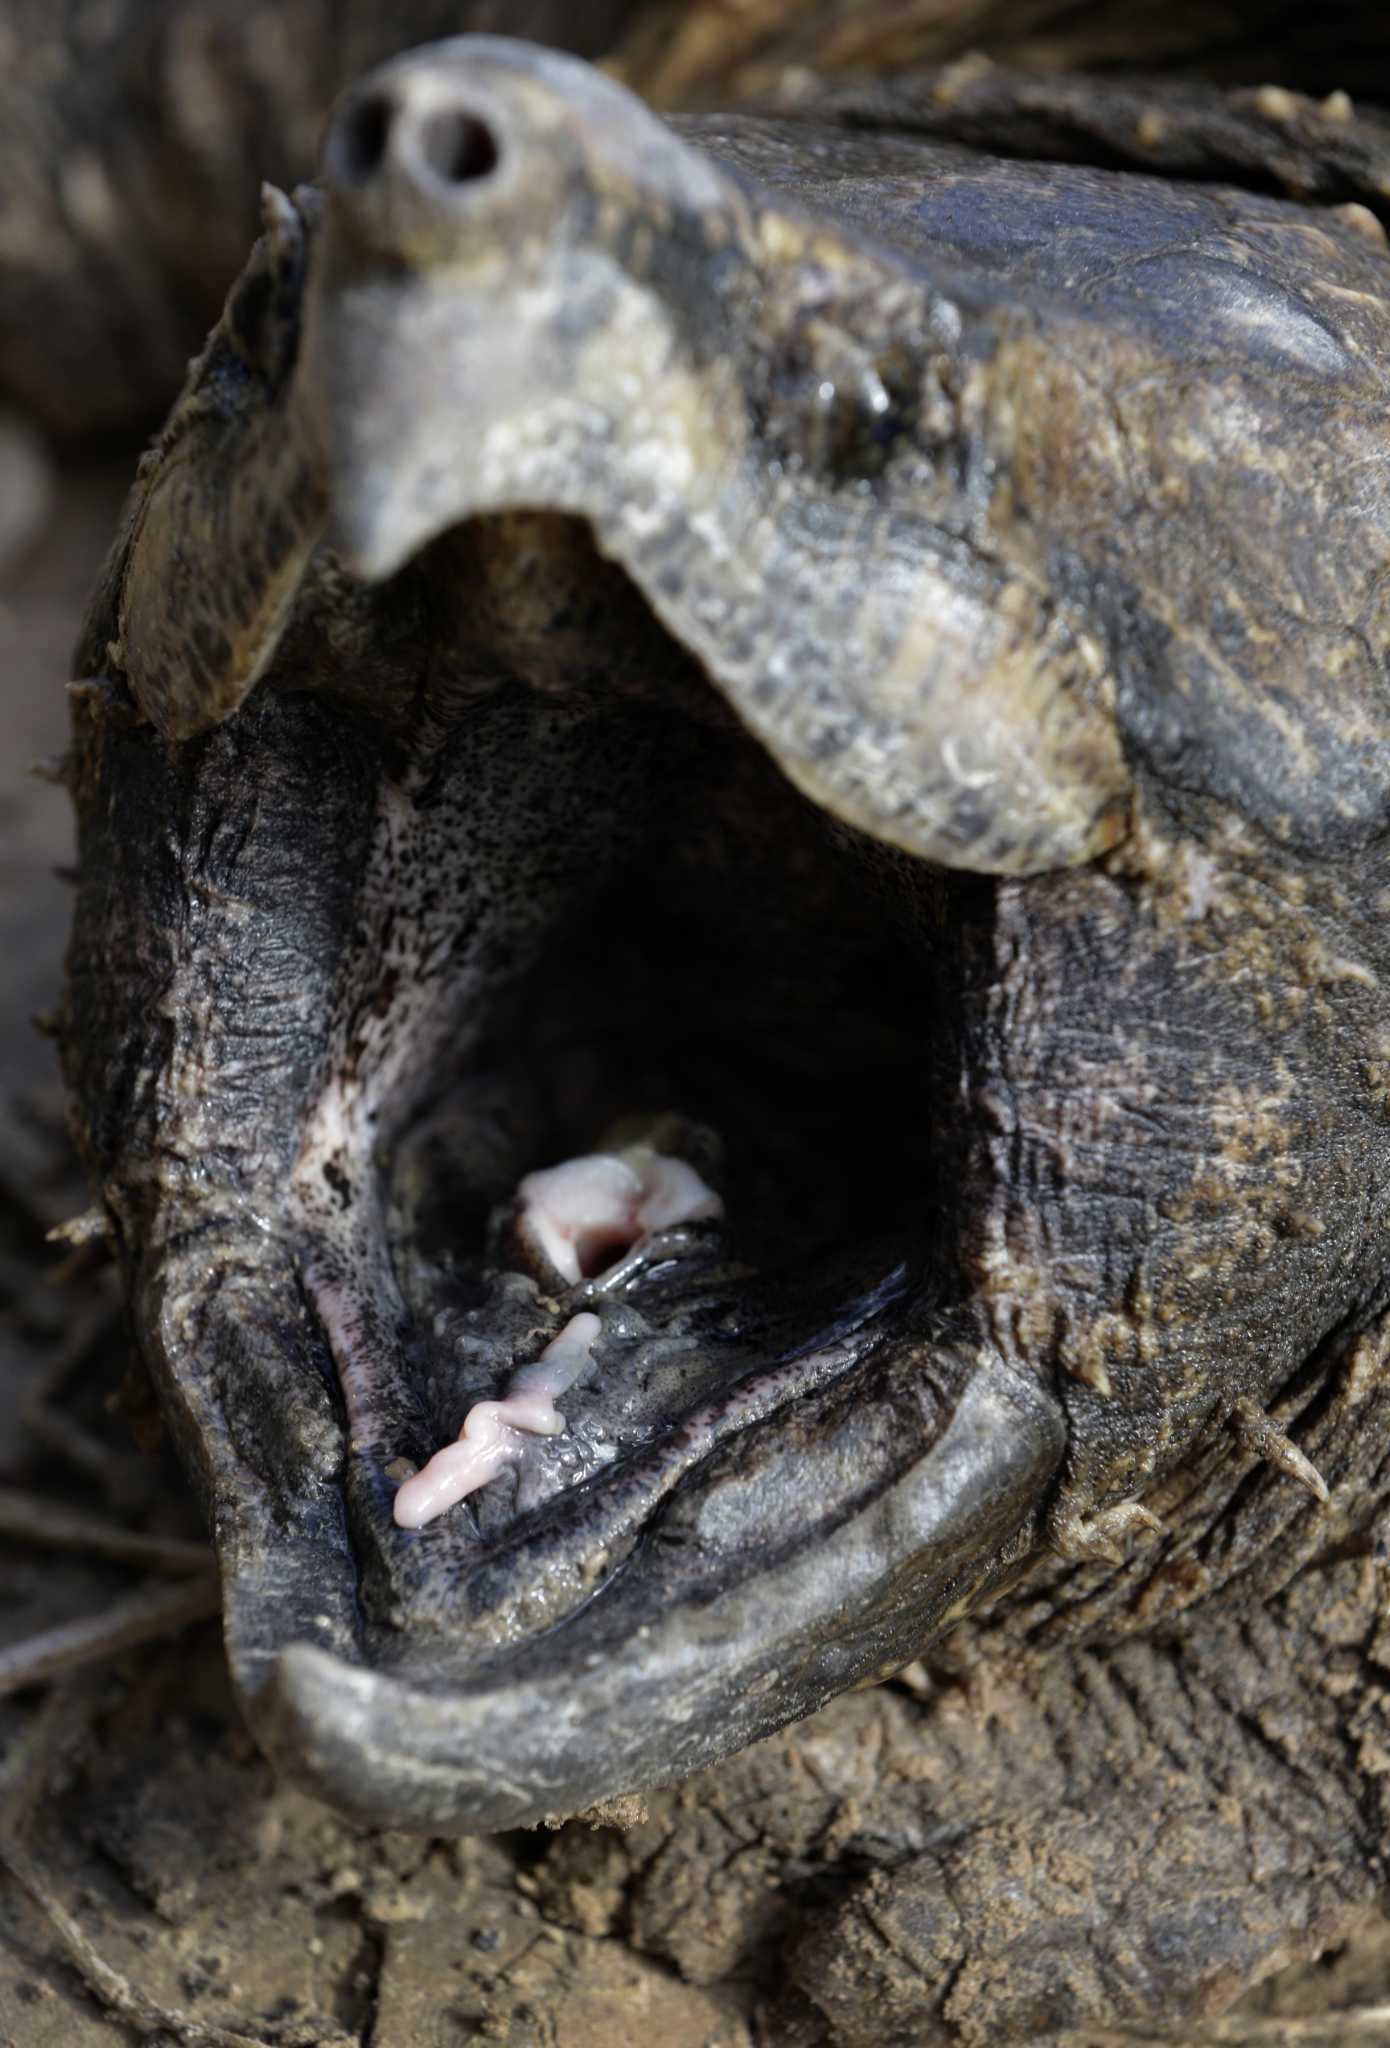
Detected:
left=391, top=1309, right=600, bottom=1529
left=392, top=1144, right=721, bottom=1530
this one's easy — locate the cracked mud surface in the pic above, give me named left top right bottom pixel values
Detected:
left=4, top=477, right=1390, bottom=2048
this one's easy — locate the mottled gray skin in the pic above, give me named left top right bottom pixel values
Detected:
left=61, top=38, right=1390, bottom=2045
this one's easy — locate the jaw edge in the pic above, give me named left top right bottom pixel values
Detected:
left=241, top=1332, right=1065, bottom=1831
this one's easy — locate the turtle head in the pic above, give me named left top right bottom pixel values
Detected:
left=67, top=38, right=1390, bottom=1834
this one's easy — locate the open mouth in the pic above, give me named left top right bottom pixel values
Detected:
left=63, top=22, right=1390, bottom=1835
left=69, top=34, right=1155, bottom=1828
left=195, top=518, right=1065, bottom=1830
left=292, top=511, right=955, bottom=1630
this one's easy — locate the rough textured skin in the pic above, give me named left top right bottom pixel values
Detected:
left=12, top=0, right=1390, bottom=440
left=49, top=25, right=1390, bottom=2048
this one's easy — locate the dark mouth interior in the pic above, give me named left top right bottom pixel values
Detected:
left=310, top=521, right=964, bottom=1627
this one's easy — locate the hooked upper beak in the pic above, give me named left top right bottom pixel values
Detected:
left=301, top=35, right=745, bottom=584
left=300, top=36, right=1129, bottom=879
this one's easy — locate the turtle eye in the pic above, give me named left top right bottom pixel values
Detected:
left=761, top=324, right=918, bottom=486
left=812, top=356, right=900, bottom=480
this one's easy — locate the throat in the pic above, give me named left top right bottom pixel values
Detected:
left=287, top=658, right=959, bottom=1617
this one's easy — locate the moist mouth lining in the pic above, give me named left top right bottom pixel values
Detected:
left=292, top=541, right=963, bottom=1646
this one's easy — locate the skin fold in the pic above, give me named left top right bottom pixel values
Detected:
left=52, top=28, right=1390, bottom=2045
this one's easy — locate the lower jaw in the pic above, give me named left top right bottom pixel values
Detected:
left=232, top=873, right=1065, bottom=1821
left=235, top=1240, right=1062, bottom=1829
left=104, top=644, right=1067, bottom=1827
left=125, top=925, right=1062, bottom=1828
left=308, top=1132, right=929, bottom=1641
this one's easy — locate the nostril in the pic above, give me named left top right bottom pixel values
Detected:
left=329, top=87, right=502, bottom=211
left=338, top=92, right=394, bottom=184
left=419, top=109, right=500, bottom=185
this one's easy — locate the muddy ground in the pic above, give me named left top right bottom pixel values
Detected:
left=2, top=470, right=1390, bottom=2048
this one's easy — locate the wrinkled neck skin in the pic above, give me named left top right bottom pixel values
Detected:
left=63, top=36, right=1390, bottom=1831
